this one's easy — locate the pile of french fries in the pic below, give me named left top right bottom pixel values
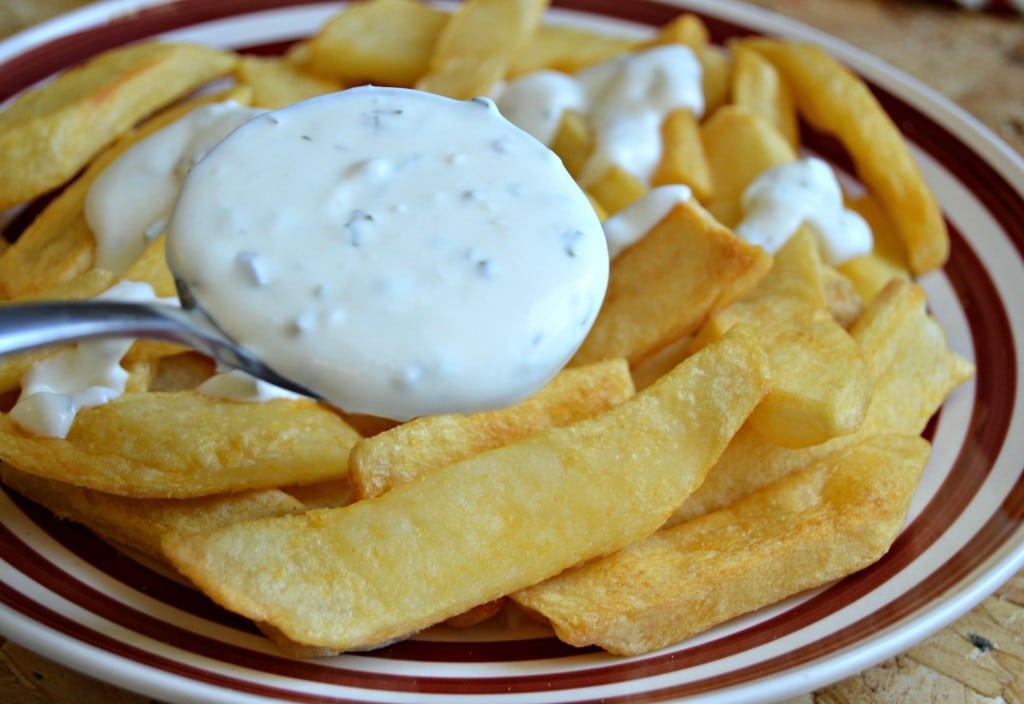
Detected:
left=0, top=0, right=974, bottom=657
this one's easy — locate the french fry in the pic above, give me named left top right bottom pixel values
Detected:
left=690, top=228, right=872, bottom=448
left=746, top=39, right=948, bottom=274
left=509, top=23, right=638, bottom=76
left=0, top=464, right=304, bottom=564
left=653, top=108, right=712, bottom=201
left=840, top=192, right=912, bottom=303
left=0, top=393, right=361, bottom=498
left=549, top=110, right=591, bottom=180
left=820, top=263, right=863, bottom=328
left=670, top=278, right=972, bottom=525
left=416, top=0, right=548, bottom=99
left=586, top=166, right=647, bottom=215
left=645, top=13, right=709, bottom=50
left=235, top=55, right=342, bottom=109
left=697, top=46, right=731, bottom=116
left=700, top=105, right=795, bottom=228
left=349, top=358, right=634, bottom=500
left=572, top=200, right=772, bottom=367
left=0, top=86, right=253, bottom=299
left=0, top=43, right=236, bottom=211
left=514, top=433, right=929, bottom=655
left=162, top=328, right=769, bottom=652
left=305, top=0, right=449, bottom=86
left=728, top=42, right=799, bottom=149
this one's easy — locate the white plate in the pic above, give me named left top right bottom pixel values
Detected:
left=1, top=2, right=1022, bottom=702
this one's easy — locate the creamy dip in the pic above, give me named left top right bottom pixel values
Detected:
left=9, top=281, right=177, bottom=438
left=495, top=44, right=703, bottom=186
left=601, top=184, right=691, bottom=259
left=735, top=157, right=873, bottom=264
left=166, top=86, right=608, bottom=420
left=85, top=102, right=266, bottom=275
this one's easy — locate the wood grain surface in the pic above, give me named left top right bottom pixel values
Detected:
left=1, top=1, right=1022, bottom=702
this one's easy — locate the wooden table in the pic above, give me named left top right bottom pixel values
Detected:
left=1, top=1, right=1022, bottom=702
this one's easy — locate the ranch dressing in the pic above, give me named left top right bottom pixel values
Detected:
left=735, top=157, right=873, bottom=264
left=167, top=86, right=608, bottom=420
left=85, top=102, right=265, bottom=275
left=601, top=184, right=691, bottom=259
left=9, top=281, right=176, bottom=438
left=495, top=44, right=703, bottom=185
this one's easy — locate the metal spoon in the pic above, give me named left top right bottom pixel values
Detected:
left=0, top=294, right=319, bottom=398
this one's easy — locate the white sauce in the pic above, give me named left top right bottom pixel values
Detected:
left=197, top=369, right=302, bottom=403
left=9, top=281, right=176, bottom=438
left=167, top=86, right=608, bottom=420
left=495, top=45, right=703, bottom=186
left=735, top=157, right=873, bottom=265
left=85, top=102, right=266, bottom=275
left=601, top=184, right=691, bottom=259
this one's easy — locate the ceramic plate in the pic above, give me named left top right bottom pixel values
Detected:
left=1, top=1, right=1022, bottom=702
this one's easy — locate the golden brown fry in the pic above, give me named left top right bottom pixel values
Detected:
left=645, top=13, right=709, bottom=50
left=746, top=39, right=948, bottom=274
left=0, top=86, right=253, bottom=299
left=728, top=42, right=799, bottom=149
left=235, top=55, right=341, bottom=109
left=0, top=392, right=361, bottom=498
left=162, top=328, right=769, bottom=652
left=850, top=279, right=975, bottom=435
left=509, top=23, right=638, bottom=76
left=514, top=433, right=929, bottom=655
left=586, top=166, right=646, bottom=215
left=549, top=110, right=591, bottom=180
left=349, top=358, right=634, bottom=500
left=653, top=108, right=712, bottom=201
left=670, top=278, right=972, bottom=525
left=573, top=199, right=771, bottom=367
left=305, top=0, right=449, bottom=86
left=700, top=105, right=795, bottom=228
left=146, top=352, right=217, bottom=392
left=690, top=228, right=872, bottom=448
left=820, top=263, right=863, bottom=328
left=0, top=42, right=236, bottom=211
left=697, top=46, right=731, bottom=116
left=0, top=463, right=304, bottom=564
left=839, top=192, right=912, bottom=303
left=416, top=0, right=548, bottom=98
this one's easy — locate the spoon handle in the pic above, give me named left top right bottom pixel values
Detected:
left=0, top=301, right=191, bottom=357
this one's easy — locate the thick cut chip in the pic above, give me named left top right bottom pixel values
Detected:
left=728, top=43, right=799, bottom=149
left=653, top=108, right=712, bottom=201
left=700, top=105, right=796, bottom=228
left=696, top=46, right=731, bottom=116
left=690, top=228, right=872, bottom=448
left=120, top=233, right=176, bottom=298
left=587, top=166, right=647, bottom=215
left=645, top=13, right=709, bottom=50
left=0, top=392, right=361, bottom=498
left=746, top=39, right=948, bottom=274
left=0, top=464, right=304, bottom=564
left=235, top=55, right=341, bottom=109
left=0, top=42, right=235, bottom=210
left=849, top=279, right=976, bottom=434
left=0, top=86, right=253, bottom=299
left=514, top=433, right=929, bottom=655
left=549, top=110, right=591, bottom=180
left=416, top=0, right=548, bottom=99
left=573, top=200, right=772, bottom=367
left=305, top=0, right=449, bottom=86
left=670, top=278, right=973, bottom=525
left=509, top=23, right=638, bottom=76
left=350, top=358, right=634, bottom=500
left=839, top=192, right=912, bottom=303
left=162, top=328, right=769, bottom=652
